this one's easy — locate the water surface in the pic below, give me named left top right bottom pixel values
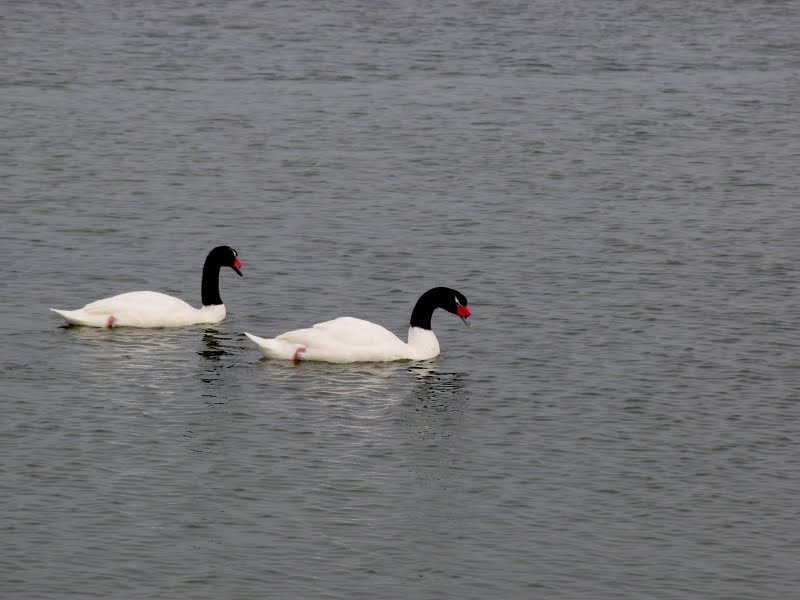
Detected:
left=2, top=1, right=800, bottom=598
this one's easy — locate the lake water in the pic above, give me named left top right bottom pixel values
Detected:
left=2, top=1, right=800, bottom=598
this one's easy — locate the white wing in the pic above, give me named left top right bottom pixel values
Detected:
left=51, top=291, right=220, bottom=327
left=81, top=291, right=195, bottom=315
left=277, top=317, right=404, bottom=348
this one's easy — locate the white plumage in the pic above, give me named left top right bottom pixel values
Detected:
left=245, top=318, right=441, bottom=363
left=244, top=287, right=470, bottom=364
left=51, top=246, right=242, bottom=329
left=51, top=292, right=226, bottom=328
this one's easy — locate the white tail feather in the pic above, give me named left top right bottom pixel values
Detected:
left=244, top=332, right=303, bottom=360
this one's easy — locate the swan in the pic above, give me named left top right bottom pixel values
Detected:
left=51, top=246, right=243, bottom=328
left=244, top=287, right=471, bottom=363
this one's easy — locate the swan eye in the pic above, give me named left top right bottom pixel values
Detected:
left=454, top=296, right=461, bottom=306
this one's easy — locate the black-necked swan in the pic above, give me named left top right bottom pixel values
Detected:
left=244, top=287, right=471, bottom=363
left=51, top=246, right=243, bottom=328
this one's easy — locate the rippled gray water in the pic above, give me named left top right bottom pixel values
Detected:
left=2, top=1, right=800, bottom=598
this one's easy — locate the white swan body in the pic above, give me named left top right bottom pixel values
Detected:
left=51, top=246, right=242, bottom=329
left=245, top=318, right=441, bottom=363
left=244, top=287, right=471, bottom=364
left=51, top=292, right=226, bottom=328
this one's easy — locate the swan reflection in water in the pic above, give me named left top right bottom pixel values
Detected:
left=59, top=323, right=192, bottom=367
left=408, top=363, right=469, bottom=407
left=250, top=351, right=469, bottom=426
left=254, top=357, right=410, bottom=410
left=405, top=363, right=470, bottom=440
left=198, top=328, right=228, bottom=361
left=57, top=325, right=197, bottom=406
left=196, top=328, right=243, bottom=406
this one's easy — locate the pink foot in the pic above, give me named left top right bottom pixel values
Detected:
left=293, top=346, right=306, bottom=364
left=106, top=315, right=116, bottom=329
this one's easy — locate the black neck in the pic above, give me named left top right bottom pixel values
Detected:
left=409, top=289, right=440, bottom=330
left=201, top=260, right=223, bottom=306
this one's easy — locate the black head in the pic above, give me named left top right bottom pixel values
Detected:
left=439, top=288, right=471, bottom=326
left=410, top=287, right=472, bottom=330
left=207, top=246, right=243, bottom=277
